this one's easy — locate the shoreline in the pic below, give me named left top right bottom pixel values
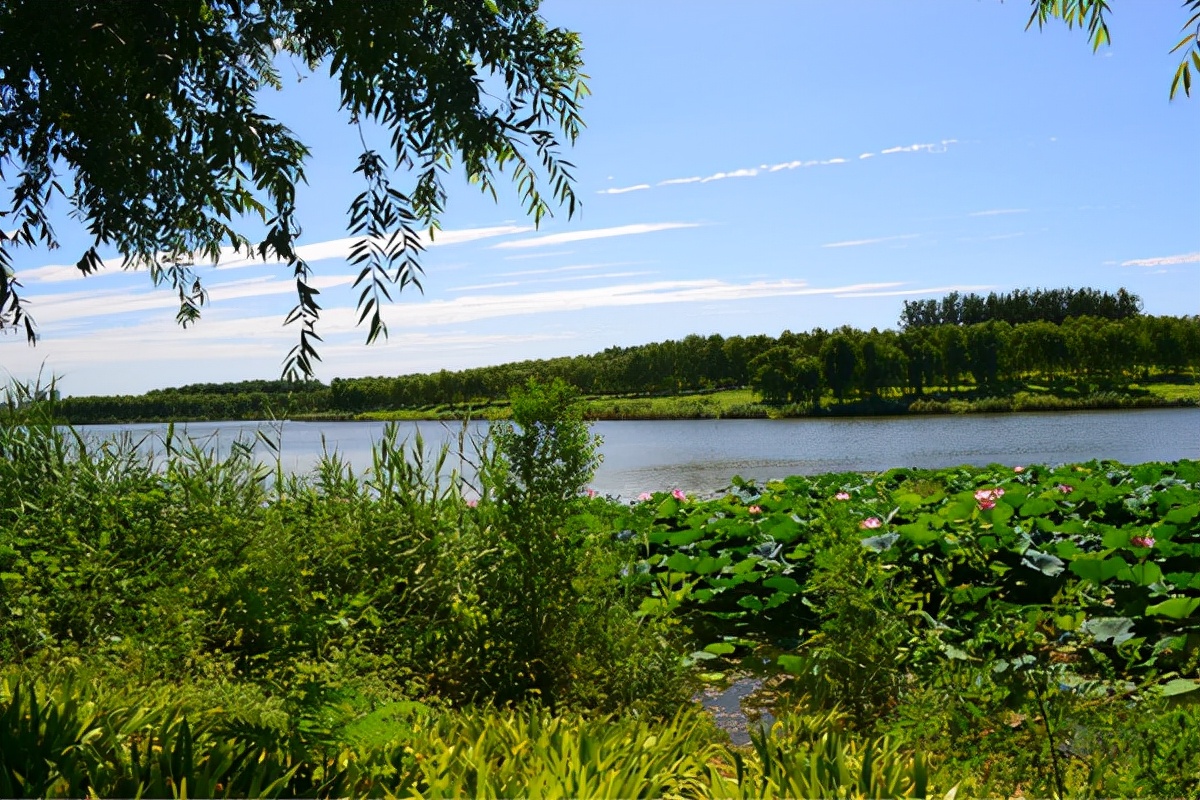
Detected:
left=44, top=392, right=1199, bottom=426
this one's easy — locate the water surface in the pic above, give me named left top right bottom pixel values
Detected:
left=77, top=407, right=1200, bottom=498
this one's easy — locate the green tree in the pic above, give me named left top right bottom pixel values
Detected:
left=0, top=1, right=586, bottom=377
left=821, top=334, right=859, bottom=404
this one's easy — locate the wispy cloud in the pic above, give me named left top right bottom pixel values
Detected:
left=821, top=234, right=920, bottom=249
left=20, top=224, right=535, bottom=284
left=372, top=279, right=906, bottom=328
left=446, top=281, right=522, bottom=292
left=502, top=250, right=574, bottom=260
left=493, top=222, right=702, bottom=249
left=968, top=208, right=1029, bottom=217
left=597, top=184, right=651, bottom=195
left=1120, top=252, right=1200, bottom=267
left=701, top=168, right=759, bottom=183
left=498, top=261, right=637, bottom=278
left=834, top=284, right=995, bottom=298
left=624, top=139, right=957, bottom=193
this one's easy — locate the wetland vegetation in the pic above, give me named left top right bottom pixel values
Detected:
left=3, top=378, right=1199, bottom=797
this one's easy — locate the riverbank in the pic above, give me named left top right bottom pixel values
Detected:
left=352, top=381, right=1199, bottom=422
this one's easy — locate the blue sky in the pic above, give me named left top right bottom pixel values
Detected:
left=3, top=1, right=1198, bottom=396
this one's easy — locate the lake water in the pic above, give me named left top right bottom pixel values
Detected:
left=76, top=407, right=1200, bottom=498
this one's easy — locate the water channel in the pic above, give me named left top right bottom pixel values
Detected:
left=77, top=406, right=1200, bottom=498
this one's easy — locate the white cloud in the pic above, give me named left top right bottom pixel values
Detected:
left=821, top=234, right=920, bottom=249
left=19, top=224, right=535, bottom=285
left=821, top=158, right=847, bottom=165
left=374, top=278, right=906, bottom=328
left=968, top=208, right=1029, bottom=217
left=657, top=176, right=703, bottom=186
left=1120, top=252, right=1200, bottom=267
left=498, top=261, right=636, bottom=278
left=859, top=153, right=875, bottom=159
left=597, top=184, right=651, bottom=195
left=880, top=139, right=957, bottom=155
left=701, top=168, right=759, bottom=183
left=834, top=284, right=995, bottom=298
left=446, top=281, right=522, bottom=292
left=24, top=273, right=353, bottom=328
left=493, top=222, right=702, bottom=249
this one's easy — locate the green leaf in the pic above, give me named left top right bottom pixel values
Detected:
left=1082, top=616, right=1135, bottom=645
left=862, top=532, right=901, bottom=552
left=1160, top=678, right=1200, bottom=697
left=777, top=654, right=808, bottom=675
left=762, top=576, right=801, bottom=594
left=1070, top=555, right=1127, bottom=585
left=1145, top=597, right=1200, bottom=620
left=665, top=552, right=697, bottom=573
left=704, top=642, right=737, bottom=656
left=1117, top=561, right=1163, bottom=587
left=1021, top=549, right=1065, bottom=577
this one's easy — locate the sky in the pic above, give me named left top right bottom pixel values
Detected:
left=3, top=1, right=1198, bottom=397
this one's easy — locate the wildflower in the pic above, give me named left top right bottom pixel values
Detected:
left=1014, top=465, right=1026, bottom=473
left=748, top=505, right=763, bottom=515
left=672, top=488, right=687, bottom=501
left=975, top=487, right=1004, bottom=508
left=1056, top=484, right=1074, bottom=494
left=835, top=491, right=851, bottom=501
left=1131, top=535, right=1155, bottom=548
left=860, top=517, right=882, bottom=530
left=637, top=491, right=654, bottom=502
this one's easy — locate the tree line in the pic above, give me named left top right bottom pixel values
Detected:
left=51, top=314, right=1200, bottom=423
left=899, top=287, right=1142, bottom=329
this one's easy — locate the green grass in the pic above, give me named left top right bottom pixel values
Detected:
left=356, top=379, right=1198, bottom=422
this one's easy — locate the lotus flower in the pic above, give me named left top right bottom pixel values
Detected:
left=1131, top=535, right=1155, bottom=548
left=466, top=498, right=478, bottom=508
left=860, top=517, right=882, bottom=530
left=672, top=489, right=687, bottom=501
left=1056, top=484, right=1074, bottom=494
left=835, top=492, right=851, bottom=501
left=748, top=505, right=763, bottom=515
left=1014, top=466, right=1025, bottom=474
left=637, top=491, right=654, bottom=502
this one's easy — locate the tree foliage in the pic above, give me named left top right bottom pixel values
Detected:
left=0, top=0, right=586, bottom=377
left=1030, top=0, right=1200, bottom=98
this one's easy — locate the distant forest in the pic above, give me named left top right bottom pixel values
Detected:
left=51, top=288, right=1200, bottom=422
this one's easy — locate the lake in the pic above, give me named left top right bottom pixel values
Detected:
left=76, top=406, right=1200, bottom=498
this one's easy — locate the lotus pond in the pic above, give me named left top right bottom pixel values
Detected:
left=2, top=390, right=1199, bottom=797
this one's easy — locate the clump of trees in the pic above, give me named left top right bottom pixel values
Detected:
left=49, top=289, right=1200, bottom=422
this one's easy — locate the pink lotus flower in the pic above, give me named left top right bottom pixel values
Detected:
left=835, top=492, right=851, bottom=501
left=672, top=489, right=687, bottom=501
left=1014, top=466, right=1025, bottom=474
left=637, top=492, right=654, bottom=502
left=974, top=488, right=1004, bottom=508
left=466, top=498, right=478, bottom=508
left=860, top=517, right=882, bottom=530
left=748, top=505, right=763, bottom=515
left=585, top=488, right=597, bottom=498
left=1056, top=484, right=1074, bottom=494
left=1131, top=535, right=1155, bottom=548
